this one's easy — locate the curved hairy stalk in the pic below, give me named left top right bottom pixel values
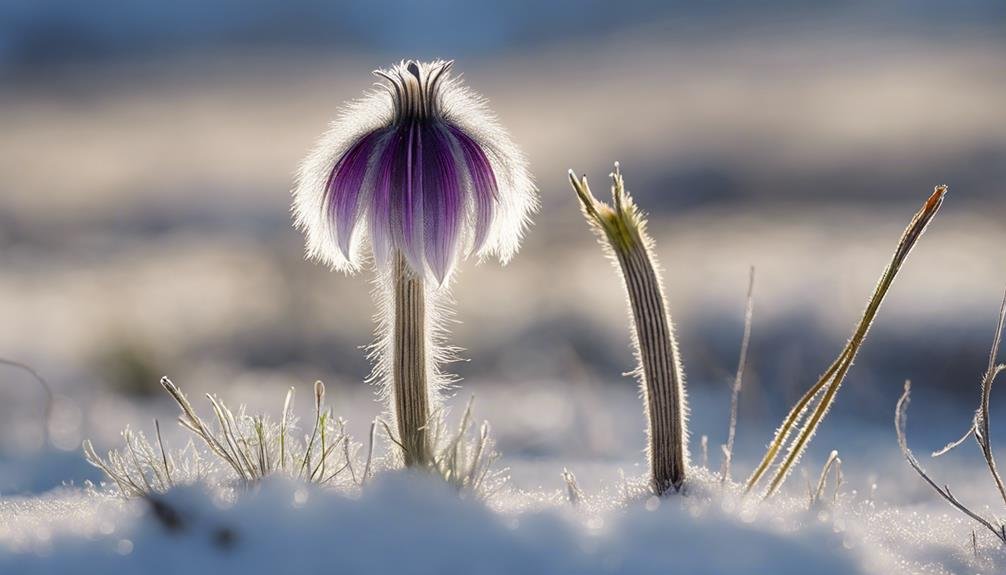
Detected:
left=747, top=186, right=946, bottom=497
left=569, top=163, right=688, bottom=495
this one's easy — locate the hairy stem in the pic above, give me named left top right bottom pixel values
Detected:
left=393, top=251, right=432, bottom=467
left=570, top=165, right=687, bottom=494
left=616, top=233, right=687, bottom=493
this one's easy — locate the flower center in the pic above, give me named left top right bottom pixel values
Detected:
left=376, top=60, right=453, bottom=124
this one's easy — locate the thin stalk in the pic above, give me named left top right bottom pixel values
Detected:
left=360, top=420, right=377, bottom=487
left=810, top=450, right=841, bottom=507
left=280, top=387, right=294, bottom=473
left=392, top=251, right=432, bottom=467
left=160, top=377, right=245, bottom=479
left=466, top=422, right=489, bottom=487
left=896, top=381, right=1006, bottom=544
left=319, top=410, right=328, bottom=480
left=342, top=436, right=358, bottom=484
left=0, top=358, right=54, bottom=445
left=721, top=267, right=755, bottom=483
left=299, top=381, right=326, bottom=479
left=154, top=419, right=173, bottom=488
left=748, top=186, right=946, bottom=496
left=974, top=288, right=1006, bottom=506
left=570, top=165, right=688, bottom=495
left=124, top=430, right=154, bottom=494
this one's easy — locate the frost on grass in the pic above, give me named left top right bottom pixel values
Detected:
left=82, top=423, right=213, bottom=497
left=8, top=375, right=1006, bottom=574
left=389, top=395, right=508, bottom=498
left=746, top=185, right=946, bottom=498
left=83, top=377, right=504, bottom=501
left=84, top=378, right=368, bottom=497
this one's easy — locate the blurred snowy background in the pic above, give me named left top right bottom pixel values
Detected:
left=1, top=1, right=1005, bottom=498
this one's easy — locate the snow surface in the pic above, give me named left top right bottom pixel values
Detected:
left=0, top=472, right=853, bottom=575
left=1, top=383, right=1005, bottom=574
left=1, top=465, right=1003, bottom=575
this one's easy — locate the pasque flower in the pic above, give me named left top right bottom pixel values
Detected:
left=293, top=60, right=535, bottom=467
left=294, top=59, right=534, bottom=284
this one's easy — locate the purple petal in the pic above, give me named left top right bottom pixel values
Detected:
left=447, top=125, right=498, bottom=254
left=422, top=125, right=462, bottom=283
left=369, top=128, right=407, bottom=268
left=325, top=130, right=382, bottom=258
left=398, top=122, right=426, bottom=273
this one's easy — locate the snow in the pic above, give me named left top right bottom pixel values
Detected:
left=1, top=459, right=1004, bottom=574
left=0, top=472, right=855, bottom=575
left=0, top=382, right=1004, bottom=574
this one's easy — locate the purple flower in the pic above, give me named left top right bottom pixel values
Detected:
left=294, top=60, right=536, bottom=284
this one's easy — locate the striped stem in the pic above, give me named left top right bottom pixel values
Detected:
left=570, top=165, right=688, bottom=494
left=392, top=251, right=432, bottom=467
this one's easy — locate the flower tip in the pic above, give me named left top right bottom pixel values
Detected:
left=924, top=184, right=948, bottom=215
left=335, top=236, right=354, bottom=264
left=567, top=169, right=582, bottom=189
left=431, top=268, right=449, bottom=287
left=427, top=255, right=452, bottom=286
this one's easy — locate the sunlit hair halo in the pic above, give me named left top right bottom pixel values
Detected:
left=293, top=60, right=536, bottom=468
left=294, top=59, right=536, bottom=284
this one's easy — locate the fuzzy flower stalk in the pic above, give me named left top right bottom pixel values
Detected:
left=569, top=164, right=688, bottom=494
left=293, top=60, right=535, bottom=468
